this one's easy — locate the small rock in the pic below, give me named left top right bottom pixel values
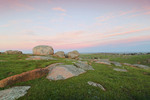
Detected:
left=0, top=86, right=30, bottom=100
left=113, top=68, right=127, bottom=72
left=88, top=81, right=106, bottom=91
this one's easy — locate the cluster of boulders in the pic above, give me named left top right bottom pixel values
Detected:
left=4, top=50, right=22, bottom=54
left=2, top=45, right=80, bottom=59
left=33, top=45, right=80, bottom=59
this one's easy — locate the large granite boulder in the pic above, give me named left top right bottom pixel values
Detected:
left=5, top=50, right=22, bottom=54
left=33, top=45, right=54, bottom=55
left=0, top=86, right=30, bottom=100
left=54, top=51, right=65, bottom=58
left=67, top=50, right=80, bottom=59
left=46, top=65, right=85, bottom=80
left=74, top=61, right=94, bottom=70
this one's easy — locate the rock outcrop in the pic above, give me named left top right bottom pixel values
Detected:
left=46, top=65, right=85, bottom=80
left=33, top=45, right=54, bottom=55
left=0, top=68, right=49, bottom=88
left=67, top=50, right=80, bottom=59
left=5, top=50, right=22, bottom=54
left=0, top=63, right=62, bottom=88
left=54, top=51, right=65, bottom=58
left=0, top=86, right=30, bottom=100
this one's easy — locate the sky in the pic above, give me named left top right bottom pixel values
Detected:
left=0, top=0, right=150, bottom=53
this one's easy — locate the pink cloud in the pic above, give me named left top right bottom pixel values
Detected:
left=96, top=13, right=114, bottom=22
left=0, top=0, right=35, bottom=13
left=104, top=28, right=150, bottom=37
left=1, top=27, right=150, bottom=50
left=0, top=24, right=10, bottom=27
left=52, top=7, right=66, bottom=12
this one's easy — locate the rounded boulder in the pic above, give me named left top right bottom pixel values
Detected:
left=33, top=45, right=54, bottom=55
left=54, top=51, right=65, bottom=58
left=67, top=50, right=80, bottom=59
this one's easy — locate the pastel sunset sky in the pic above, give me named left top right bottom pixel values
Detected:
left=0, top=0, right=150, bottom=53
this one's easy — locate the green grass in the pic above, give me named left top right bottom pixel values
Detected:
left=80, top=53, right=150, bottom=66
left=0, top=53, right=150, bottom=100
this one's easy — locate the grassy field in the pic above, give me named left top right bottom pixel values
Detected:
left=0, top=53, right=150, bottom=100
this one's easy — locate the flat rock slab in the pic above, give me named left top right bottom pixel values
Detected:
left=132, top=64, right=150, bottom=69
left=74, top=61, right=94, bottom=71
left=0, top=86, right=30, bottom=100
left=113, top=68, right=127, bottom=72
left=47, top=65, right=86, bottom=80
left=88, top=81, right=106, bottom=91
left=96, top=61, right=111, bottom=65
left=26, top=56, right=56, bottom=60
left=95, top=59, right=111, bottom=65
left=123, top=63, right=132, bottom=66
left=111, top=61, right=122, bottom=67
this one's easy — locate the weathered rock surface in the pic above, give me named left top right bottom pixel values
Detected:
left=5, top=50, right=22, bottom=54
left=113, top=68, right=127, bottom=72
left=0, top=68, right=49, bottom=88
left=33, top=45, right=54, bottom=55
left=95, top=59, right=111, bottom=65
left=132, top=64, right=150, bottom=69
left=74, top=61, right=94, bottom=70
left=123, top=63, right=133, bottom=66
left=46, top=65, right=86, bottom=80
left=67, top=50, right=80, bottom=59
left=26, top=56, right=56, bottom=60
left=54, top=51, right=65, bottom=58
left=88, top=81, right=106, bottom=91
left=0, top=86, right=30, bottom=100
left=111, top=61, right=122, bottom=67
